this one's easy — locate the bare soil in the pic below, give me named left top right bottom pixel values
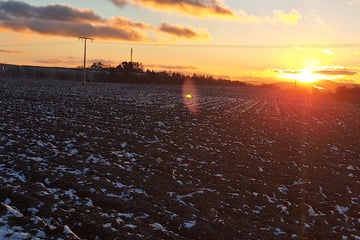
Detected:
left=0, top=78, right=359, bottom=239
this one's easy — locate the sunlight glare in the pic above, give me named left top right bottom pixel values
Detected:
left=182, top=78, right=199, bottom=114
left=297, top=68, right=318, bottom=83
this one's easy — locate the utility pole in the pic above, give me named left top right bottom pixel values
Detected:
left=79, top=36, right=93, bottom=85
left=130, top=48, right=133, bottom=63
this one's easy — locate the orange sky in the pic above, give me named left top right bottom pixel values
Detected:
left=1, top=0, right=360, bottom=84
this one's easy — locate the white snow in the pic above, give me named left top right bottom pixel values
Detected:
left=306, top=204, right=319, bottom=217
left=278, top=186, right=289, bottom=194
left=336, top=205, right=349, bottom=214
left=64, top=225, right=81, bottom=239
left=184, top=220, right=197, bottom=229
left=150, top=222, right=167, bottom=231
left=1, top=203, right=24, bottom=217
left=273, top=227, right=286, bottom=236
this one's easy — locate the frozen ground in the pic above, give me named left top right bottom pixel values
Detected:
left=0, top=78, right=359, bottom=239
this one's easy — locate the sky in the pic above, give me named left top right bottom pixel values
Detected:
left=1, top=0, right=360, bottom=84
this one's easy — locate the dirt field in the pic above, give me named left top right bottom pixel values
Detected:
left=0, top=78, right=359, bottom=239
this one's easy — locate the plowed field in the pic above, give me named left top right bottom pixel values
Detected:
left=1, top=79, right=359, bottom=239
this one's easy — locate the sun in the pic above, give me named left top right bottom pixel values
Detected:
left=277, top=67, right=320, bottom=84
left=296, top=68, right=318, bottom=83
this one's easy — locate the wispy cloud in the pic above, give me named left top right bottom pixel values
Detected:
left=237, top=8, right=302, bottom=25
left=323, top=49, right=335, bottom=55
left=0, top=49, right=23, bottom=54
left=110, top=0, right=129, bottom=7
left=109, top=16, right=152, bottom=30
left=35, top=58, right=71, bottom=65
left=110, top=0, right=303, bottom=25
left=146, top=64, right=198, bottom=71
left=35, top=57, right=117, bottom=66
left=110, top=0, right=236, bottom=19
left=34, top=56, right=80, bottom=65
left=271, top=9, right=302, bottom=25
left=314, top=69, right=357, bottom=76
left=159, top=23, right=209, bottom=39
left=0, top=1, right=147, bottom=41
left=271, top=66, right=358, bottom=81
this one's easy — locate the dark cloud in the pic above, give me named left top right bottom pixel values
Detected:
left=0, top=1, right=213, bottom=41
left=270, top=69, right=299, bottom=74
left=110, top=0, right=129, bottom=7
left=0, top=1, right=146, bottom=41
left=0, top=18, right=145, bottom=40
left=0, top=1, right=104, bottom=23
left=271, top=68, right=358, bottom=76
left=315, top=70, right=358, bottom=76
left=159, top=23, right=209, bottom=39
left=110, top=0, right=236, bottom=18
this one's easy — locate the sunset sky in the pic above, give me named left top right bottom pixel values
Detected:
left=1, top=0, right=360, bottom=83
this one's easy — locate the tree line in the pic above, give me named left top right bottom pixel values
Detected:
left=90, top=61, right=248, bottom=87
left=2, top=62, right=360, bottom=103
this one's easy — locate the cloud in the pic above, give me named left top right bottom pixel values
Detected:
left=237, top=8, right=302, bottom=25
left=270, top=69, right=300, bottom=74
left=272, top=9, right=302, bottom=25
left=35, top=58, right=70, bottom=65
left=272, top=66, right=358, bottom=82
left=323, top=49, right=335, bottom=55
left=237, top=10, right=262, bottom=23
left=109, top=16, right=152, bottom=30
left=35, top=57, right=117, bottom=67
left=264, top=9, right=302, bottom=25
left=146, top=64, right=198, bottom=71
left=110, top=0, right=236, bottom=19
left=0, top=49, right=23, bottom=53
left=109, top=0, right=302, bottom=25
left=0, top=1, right=147, bottom=41
left=0, top=1, right=104, bottom=23
left=110, top=0, right=129, bottom=7
left=0, top=1, right=211, bottom=42
left=313, top=66, right=358, bottom=76
left=159, top=23, right=209, bottom=39
left=309, top=12, right=328, bottom=31
left=314, top=70, right=357, bottom=76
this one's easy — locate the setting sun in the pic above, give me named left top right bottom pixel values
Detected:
left=297, top=68, right=318, bottom=83
left=277, top=67, right=320, bottom=84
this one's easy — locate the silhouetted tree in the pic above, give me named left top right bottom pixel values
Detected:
left=116, top=61, right=143, bottom=73
left=90, top=62, right=106, bottom=70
